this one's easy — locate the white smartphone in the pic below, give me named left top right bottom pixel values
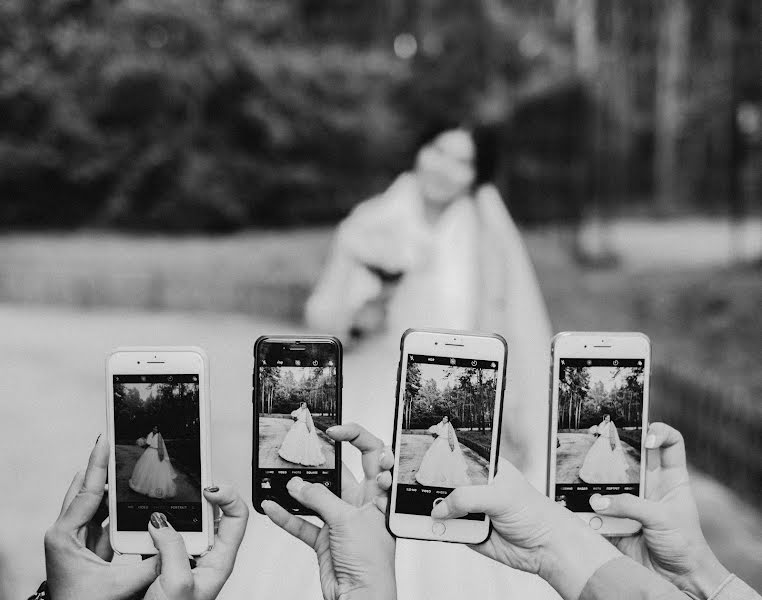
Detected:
left=106, top=347, right=213, bottom=555
left=548, top=332, right=651, bottom=536
left=387, top=329, right=506, bottom=544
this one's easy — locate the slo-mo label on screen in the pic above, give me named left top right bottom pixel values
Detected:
left=395, top=354, right=498, bottom=521
left=554, top=358, right=645, bottom=512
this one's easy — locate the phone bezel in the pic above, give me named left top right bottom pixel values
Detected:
left=252, top=335, right=343, bottom=516
left=548, top=332, right=651, bottom=537
left=387, top=328, right=507, bottom=544
left=105, top=347, right=213, bottom=556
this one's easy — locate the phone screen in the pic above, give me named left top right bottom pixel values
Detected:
left=554, top=358, right=645, bottom=512
left=254, top=340, right=340, bottom=514
left=395, top=354, right=499, bottom=521
left=112, top=374, right=202, bottom=531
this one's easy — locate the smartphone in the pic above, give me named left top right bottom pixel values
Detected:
left=387, top=329, right=506, bottom=543
left=253, top=336, right=342, bottom=515
left=106, top=347, right=213, bottom=555
left=548, top=332, right=651, bottom=536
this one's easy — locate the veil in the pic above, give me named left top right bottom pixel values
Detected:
left=305, top=406, right=316, bottom=436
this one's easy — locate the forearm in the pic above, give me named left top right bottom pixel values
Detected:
left=539, top=517, right=622, bottom=600
left=580, top=557, right=687, bottom=600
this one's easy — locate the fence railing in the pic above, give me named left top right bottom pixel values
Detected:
left=651, top=362, right=762, bottom=509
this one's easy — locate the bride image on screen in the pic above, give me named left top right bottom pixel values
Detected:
left=129, top=425, right=178, bottom=499
left=415, top=416, right=471, bottom=487
left=578, top=414, right=629, bottom=483
left=278, top=402, right=326, bottom=467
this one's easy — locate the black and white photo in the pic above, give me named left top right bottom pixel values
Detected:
left=398, top=360, right=496, bottom=488
left=114, top=378, right=201, bottom=505
left=258, top=366, right=337, bottom=470
left=555, top=362, right=644, bottom=486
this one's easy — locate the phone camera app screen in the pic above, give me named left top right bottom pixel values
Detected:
left=113, top=374, right=202, bottom=531
left=396, top=354, right=498, bottom=520
left=555, top=358, right=645, bottom=511
left=257, top=344, right=338, bottom=512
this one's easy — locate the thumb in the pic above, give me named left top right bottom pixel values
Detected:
left=147, top=513, right=193, bottom=598
left=589, top=494, right=667, bottom=529
left=286, top=477, right=347, bottom=525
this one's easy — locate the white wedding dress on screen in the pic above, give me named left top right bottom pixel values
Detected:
left=579, top=420, right=629, bottom=484
left=278, top=406, right=326, bottom=467
left=129, top=432, right=177, bottom=499
left=416, top=421, right=471, bottom=487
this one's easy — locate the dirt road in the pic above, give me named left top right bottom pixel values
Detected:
left=556, top=432, right=640, bottom=484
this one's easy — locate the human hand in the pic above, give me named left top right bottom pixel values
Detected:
left=430, top=459, right=621, bottom=600
left=589, top=423, right=730, bottom=599
left=45, top=435, right=158, bottom=600
left=143, top=485, right=249, bottom=600
left=263, top=422, right=396, bottom=600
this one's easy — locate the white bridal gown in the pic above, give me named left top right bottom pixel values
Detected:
left=415, top=422, right=471, bottom=487
left=128, top=432, right=177, bottom=499
left=278, top=407, right=326, bottom=467
left=221, top=177, right=558, bottom=600
left=578, top=420, right=629, bottom=484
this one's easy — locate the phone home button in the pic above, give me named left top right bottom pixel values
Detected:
left=432, top=521, right=446, bottom=536
left=589, top=516, right=603, bottom=530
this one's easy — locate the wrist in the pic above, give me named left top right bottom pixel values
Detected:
left=339, top=575, right=397, bottom=600
left=680, top=547, right=730, bottom=600
left=539, top=514, right=621, bottom=600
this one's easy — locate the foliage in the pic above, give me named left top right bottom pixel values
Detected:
left=558, top=365, right=644, bottom=430
left=113, top=381, right=199, bottom=441
left=258, top=365, right=337, bottom=417
left=403, top=365, right=496, bottom=431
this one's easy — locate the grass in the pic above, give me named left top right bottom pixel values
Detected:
left=1, top=227, right=759, bottom=397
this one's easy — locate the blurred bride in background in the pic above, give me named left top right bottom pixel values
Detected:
left=304, top=120, right=555, bottom=600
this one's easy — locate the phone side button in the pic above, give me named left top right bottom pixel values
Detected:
left=589, top=516, right=603, bottom=530
left=432, top=521, right=446, bottom=536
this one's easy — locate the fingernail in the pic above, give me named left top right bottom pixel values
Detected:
left=589, top=494, right=610, bottom=511
left=150, top=512, right=169, bottom=528
left=431, top=500, right=449, bottom=519
left=95, top=434, right=101, bottom=445
left=287, top=477, right=306, bottom=493
left=645, top=434, right=657, bottom=448
left=204, top=486, right=219, bottom=493
left=326, top=426, right=338, bottom=432
left=379, top=452, right=385, bottom=462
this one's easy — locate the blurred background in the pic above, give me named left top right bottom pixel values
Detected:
left=0, top=0, right=760, bottom=598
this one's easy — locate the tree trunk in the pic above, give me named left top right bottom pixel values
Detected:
left=654, top=0, right=691, bottom=213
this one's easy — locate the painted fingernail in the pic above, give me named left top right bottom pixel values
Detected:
left=287, top=477, right=306, bottom=493
left=431, top=499, right=448, bottom=519
left=95, top=434, right=101, bottom=445
left=326, top=426, right=338, bottom=432
left=150, top=512, right=169, bottom=528
left=645, top=434, right=657, bottom=448
left=589, top=494, right=610, bottom=511
left=204, top=486, right=219, bottom=493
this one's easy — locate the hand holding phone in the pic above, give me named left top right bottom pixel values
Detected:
left=106, top=347, right=213, bottom=555
left=591, top=423, right=732, bottom=599
left=387, top=329, right=507, bottom=544
left=548, top=332, right=651, bottom=537
left=262, top=422, right=397, bottom=600
left=429, top=458, right=621, bottom=600
left=253, top=336, right=342, bottom=515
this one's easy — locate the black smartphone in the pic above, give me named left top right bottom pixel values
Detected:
left=253, top=336, right=342, bottom=515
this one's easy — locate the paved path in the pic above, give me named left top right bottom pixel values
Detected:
left=115, top=444, right=200, bottom=502
left=0, top=305, right=760, bottom=598
left=399, top=433, right=489, bottom=486
left=556, top=433, right=640, bottom=484
left=258, top=416, right=335, bottom=469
